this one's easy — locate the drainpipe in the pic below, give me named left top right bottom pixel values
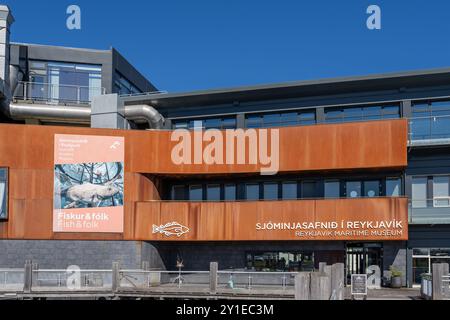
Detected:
left=123, top=104, right=165, bottom=129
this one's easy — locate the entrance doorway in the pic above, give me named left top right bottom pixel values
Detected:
left=346, top=243, right=383, bottom=284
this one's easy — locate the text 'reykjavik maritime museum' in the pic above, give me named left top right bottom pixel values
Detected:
left=0, top=5, right=449, bottom=288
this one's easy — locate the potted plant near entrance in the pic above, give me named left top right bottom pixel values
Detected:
left=389, top=265, right=403, bottom=288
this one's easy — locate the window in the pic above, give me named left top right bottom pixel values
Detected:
left=324, top=105, right=400, bottom=123
left=246, top=251, right=314, bottom=272
left=29, top=60, right=102, bottom=103
left=189, top=185, right=203, bottom=201
left=364, top=180, right=380, bottom=197
left=411, top=100, right=450, bottom=140
left=412, top=177, right=428, bottom=208
left=412, top=248, right=450, bottom=285
left=325, top=181, right=340, bottom=198
left=433, top=176, right=450, bottom=207
left=386, top=178, right=401, bottom=197
left=263, top=183, right=278, bottom=200
left=245, top=110, right=315, bottom=128
left=346, top=181, right=361, bottom=198
left=282, top=182, right=297, bottom=200
left=224, top=184, right=236, bottom=201
left=246, top=184, right=260, bottom=200
left=301, top=181, right=316, bottom=198
left=0, top=168, right=7, bottom=220
left=206, top=185, right=221, bottom=201
left=171, top=185, right=185, bottom=201
left=172, top=117, right=237, bottom=130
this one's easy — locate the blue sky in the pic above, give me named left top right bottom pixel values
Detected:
left=5, top=0, right=450, bottom=92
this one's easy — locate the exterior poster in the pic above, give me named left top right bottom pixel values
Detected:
left=53, top=134, right=125, bottom=233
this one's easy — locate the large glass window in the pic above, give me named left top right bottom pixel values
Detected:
left=346, top=181, right=362, bottom=198
left=263, top=183, right=278, bottom=200
left=324, top=105, right=400, bottom=123
left=224, top=184, right=236, bottom=201
left=364, top=180, right=380, bottom=197
left=172, top=117, right=237, bottom=130
left=411, top=100, right=450, bottom=140
left=0, top=168, right=7, bottom=220
left=246, top=110, right=315, bottom=128
left=206, top=184, right=221, bottom=201
left=324, top=181, right=340, bottom=198
left=171, top=185, right=185, bottom=201
left=386, top=178, right=401, bottom=197
left=246, top=184, right=260, bottom=200
left=412, top=248, right=450, bottom=285
left=246, top=251, right=314, bottom=272
left=433, top=176, right=450, bottom=207
left=412, top=177, right=428, bottom=208
left=301, top=181, right=316, bottom=198
left=189, top=185, right=203, bottom=201
left=29, top=60, right=102, bottom=103
left=115, top=72, right=142, bottom=95
left=282, top=182, right=297, bottom=200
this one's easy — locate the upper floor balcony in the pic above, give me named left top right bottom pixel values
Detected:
left=12, top=81, right=106, bottom=105
left=409, top=114, right=450, bottom=147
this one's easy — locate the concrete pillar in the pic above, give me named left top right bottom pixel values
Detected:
left=331, top=263, right=345, bottom=300
left=0, top=5, right=14, bottom=87
left=209, top=262, right=218, bottom=295
left=311, top=272, right=331, bottom=300
left=112, top=261, right=120, bottom=293
left=319, top=262, right=327, bottom=273
left=432, top=263, right=444, bottom=300
left=294, top=272, right=310, bottom=300
left=442, top=263, right=449, bottom=298
left=91, top=94, right=129, bottom=129
left=23, top=260, right=32, bottom=293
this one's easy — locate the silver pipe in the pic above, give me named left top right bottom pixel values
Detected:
left=123, top=104, right=165, bottom=129
left=8, top=103, right=91, bottom=122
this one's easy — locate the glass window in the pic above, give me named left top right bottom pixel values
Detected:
left=364, top=180, right=380, bottom=197
left=386, top=178, right=401, bottom=197
left=246, top=184, right=260, bottom=200
left=263, top=114, right=280, bottom=128
left=171, top=185, right=185, bottom=201
left=325, top=181, right=340, bottom=198
left=0, top=168, right=7, bottom=220
left=189, top=185, right=203, bottom=201
left=206, top=184, right=221, bottom=201
left=280, top=113, right=298, bottom=127
left=246, top=115, right=262, bottom=128
left=346, top=181, right=361, bottom=198
left=302, top=181, right=316, bottom=198
left=299, top=112, right=316, bottom=125
left=433, top=176, right=450, bottom=207
left=282, top=182, right=297, bottom=200
left=263, top=183, right=278, bottom=200
left=224, top=184, right=236, bottom=201
left=412, top=177, right=428, bottom=208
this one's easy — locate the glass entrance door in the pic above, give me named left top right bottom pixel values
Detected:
left=346, top=243, right=383, bottom=284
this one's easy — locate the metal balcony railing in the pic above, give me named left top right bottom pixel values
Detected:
left=409, top=198, right=450, bottom=224
left=408, top=114, right=450, bottom=144
left=13, top=81, right=106, bottom=105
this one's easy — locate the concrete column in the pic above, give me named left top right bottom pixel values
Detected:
left=23, top=260, right=32, bottom=293
left=91, top=94, right=129, bottom=129
left=432, top=263, right=444, bottom=300
left=331, top=263, right=345, bottom=300
left=0, top=5, right=14, bottom=86
left=442, top=263, right=449, bottom=297
left=294, top=272, right=310, bottom=300
left=319, top=262, right=327, bottom=273
left=112, top=261, right=120, bottom=293
left=209, top=262, right=218, bottom=295
left=311, top=272, right=331, bottom=300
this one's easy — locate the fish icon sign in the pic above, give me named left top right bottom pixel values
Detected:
left=152, top=222, right=190, bottom=237
left=110, top=141, right=121, bottom=149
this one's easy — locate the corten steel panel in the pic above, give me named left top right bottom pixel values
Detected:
left=133, top=198, right=408, bottom=241
left=0, top=120, right=407, bottom=240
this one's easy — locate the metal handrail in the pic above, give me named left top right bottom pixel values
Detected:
left=13, top=81, right=106, bottom=104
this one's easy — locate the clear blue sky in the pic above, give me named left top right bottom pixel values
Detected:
left=5, top=0, right=450, bottom=93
